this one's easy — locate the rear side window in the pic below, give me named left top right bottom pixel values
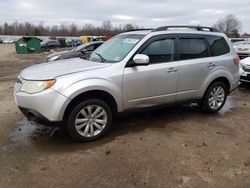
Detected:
left=207, top=36, right=230, bottom=56
left=142, top=38, right=175, bottom=63
left=178, top=38, right=209, bottom=60
left=86, top=44, right=95, bottom=51
left=95, top=43, right=102, bottom=48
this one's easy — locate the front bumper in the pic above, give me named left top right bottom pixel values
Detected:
left=14, top=85, right=71, bottom=122
left=19, top=107, right=61, bottom=126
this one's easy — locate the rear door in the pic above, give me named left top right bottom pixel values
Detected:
left=176, top=34, right=213, bottom=101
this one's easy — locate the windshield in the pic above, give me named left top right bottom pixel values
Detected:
left=88, top=34, right=144, bottom=63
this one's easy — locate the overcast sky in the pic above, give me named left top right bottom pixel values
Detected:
left=0, top=0, right=249, bottom=33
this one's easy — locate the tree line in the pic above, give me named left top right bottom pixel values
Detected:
left=0, top=21, right=138, bottom=36
left=0, top=14, right=248, bottom=37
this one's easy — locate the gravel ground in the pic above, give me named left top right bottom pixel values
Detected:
left=0, top=44, right=47, bottom=81
left=0, top=44, right=250, bottom=188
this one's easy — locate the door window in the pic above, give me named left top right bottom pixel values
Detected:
left=178, top=38, right=209, bottom=60
left=141, top=38, right=175, bottom=64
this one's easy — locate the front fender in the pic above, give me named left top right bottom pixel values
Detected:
left=59, top=78, right=123, bottom=112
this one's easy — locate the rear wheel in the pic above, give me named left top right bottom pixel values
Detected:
left=65, top=99, right=112, bottom=142
left=201, top=82, right=228, bottom=113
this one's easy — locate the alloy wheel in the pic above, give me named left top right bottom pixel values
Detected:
left=208, top=86, right=225, bottom=110
left=74, top=105, right=107, bottom=137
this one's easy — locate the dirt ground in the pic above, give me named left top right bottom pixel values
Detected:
left=0, top=44, right=250, bottom=188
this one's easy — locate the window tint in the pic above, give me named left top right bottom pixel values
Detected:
left=178, top=38, right=209, bottom=60
left=85, top=44, right=95, bottom=51
left=142, top=38, right=175, bottom=63
left=207, top=36, right=230, bottom=56
left=95, top=43, right=102, bottom=48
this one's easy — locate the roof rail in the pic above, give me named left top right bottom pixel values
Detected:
left=153, top=25, right=219, bottom=32
left=126, top=28, right=153, bottom=32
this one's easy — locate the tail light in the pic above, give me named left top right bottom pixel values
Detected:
left=233, top=56, right=240, bottom=68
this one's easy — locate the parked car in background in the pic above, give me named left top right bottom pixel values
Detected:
left=2, top=38, right=14, bottom=44
left=14, top=25, right=240, bottom=141
left=234, top=40, right=250, bottom=59
left=232, top=41, right=244, bottom=48
left=41, top=40, right=61, bottom=51
left=239, top=57, right=250, bottom=83
left=46, top=41, right=104, bottom=62
left=229, top=38, right=246, bottom=45
left=66, top=39, right=82, bottom=47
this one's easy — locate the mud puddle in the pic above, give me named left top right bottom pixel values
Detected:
left=219, top=96, right=237, bottom=115
left=8, top=119, right=51, bottom=147
left=5, top=98, right=238, bottom=152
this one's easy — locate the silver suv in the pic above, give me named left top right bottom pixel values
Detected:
left=14, top=25, right=240, bottom=141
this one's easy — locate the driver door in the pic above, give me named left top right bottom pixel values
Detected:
left=123, top=35, right=178, bottom=110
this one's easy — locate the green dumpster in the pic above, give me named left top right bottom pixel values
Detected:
left=15, top=37, right=42, bottom=54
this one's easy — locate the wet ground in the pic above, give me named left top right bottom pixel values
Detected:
left=0, top=45, right=250, bottom=187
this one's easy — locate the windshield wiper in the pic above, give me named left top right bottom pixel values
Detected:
left=95, top=52, right=106, bottom=62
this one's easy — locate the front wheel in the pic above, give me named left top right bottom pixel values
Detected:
left=65, top=99, right=112, bottom=142
left=201, top=82, right=228, bottom=113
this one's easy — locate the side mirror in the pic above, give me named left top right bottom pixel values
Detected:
left=133, top=54, right=149, bottom=65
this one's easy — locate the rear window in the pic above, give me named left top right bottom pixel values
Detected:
left=207, top=36, right=230, bottom=56
left=178, top=38, right=209, bottom=60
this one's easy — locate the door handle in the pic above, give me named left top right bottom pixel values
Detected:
left=167, top=67, right=178, bottom=73
left=207, top=63, right=215, bottom=68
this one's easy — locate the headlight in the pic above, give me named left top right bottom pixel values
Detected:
left=20, top=80, right=56, bottom=94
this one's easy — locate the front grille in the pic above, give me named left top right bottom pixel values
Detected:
left=240, top=76, right=250, bottom=81
left=238, top=53, right=250, bottom=59
left=16, top=76, right=23, bottom=84
left=15, top=76, right=23, bottom=92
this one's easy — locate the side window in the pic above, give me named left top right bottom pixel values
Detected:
left=95, top=43, right=102, bottom=49
left=141, top=38, right=175, bottom=64
left=207, top=36, right=230, bottom=56
left=178, top=38, right=209, bottom=60
left=85, top=44, right=95, bottom=51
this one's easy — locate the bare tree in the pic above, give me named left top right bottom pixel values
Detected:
left=69, top=23, right=78, bottom=36
left=50, top=25, right=59, bottom=36
left=0, top=21, right=138, bottom=36
left=123, top=23, right=139, bottom=31
left=213, top=14, right=242, bottom=37
left=101, top=21, right=113, bottom=34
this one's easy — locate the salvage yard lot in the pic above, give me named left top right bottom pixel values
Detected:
left=0, top=44, right=250, bottom=188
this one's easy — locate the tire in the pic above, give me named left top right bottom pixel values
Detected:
left=65, top=99, right=112, bottom=142
left=201, top=82, right=228, bottom=113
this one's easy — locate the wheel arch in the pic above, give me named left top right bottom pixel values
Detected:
left=202, top=76, right=231, bottom=98
left=63, top=90, right=118, bottom=121
left=208, top=77, right=230, bottom=94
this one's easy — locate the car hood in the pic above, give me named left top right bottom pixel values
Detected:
left=20, top=58, right=112, bottom=80
left=47, top=50, right=70, bottom=58
left=241, top=57, right=250, bottom=66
